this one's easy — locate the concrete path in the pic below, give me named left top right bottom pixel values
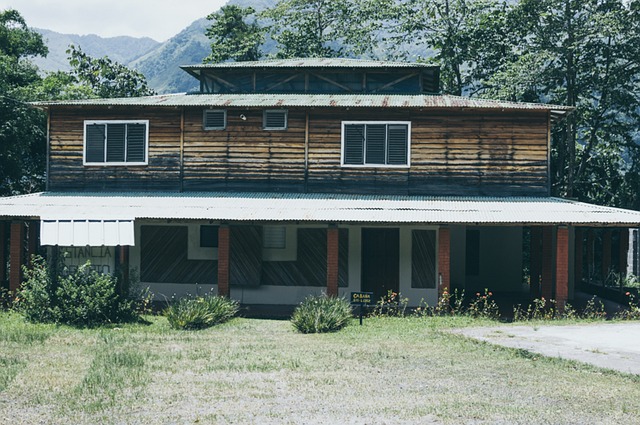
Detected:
left=452, top=322, right=640, bottom=375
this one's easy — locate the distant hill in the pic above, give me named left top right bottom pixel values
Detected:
left=33, top=29, right=160, bottom=73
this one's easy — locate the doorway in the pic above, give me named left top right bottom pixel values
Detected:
left=361, top=228, right=400, bottom=302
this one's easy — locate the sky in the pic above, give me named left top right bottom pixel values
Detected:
left=1, top=0, right=229, bottom=42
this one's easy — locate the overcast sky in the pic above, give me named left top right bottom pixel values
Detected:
left=1, top=0, right=229, bottom=41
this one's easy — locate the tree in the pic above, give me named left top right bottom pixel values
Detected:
left=204, top=5, right=265, bottom=63
left=261, top=0, right=390, bottom=58
left=66, top=44, right=155, bottom=98
left=0, top=9, right=48, bottom=195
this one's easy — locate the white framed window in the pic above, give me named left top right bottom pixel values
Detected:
left=341, top=121, right=411, bottom=167
left=263, top=110, right=288, bottom=130
left=203, top=109, right=226, bottom=130
left=84, top=120, right=149, bottom=166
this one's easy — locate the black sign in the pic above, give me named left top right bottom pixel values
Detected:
left=351, top=292, right=374, bottom=305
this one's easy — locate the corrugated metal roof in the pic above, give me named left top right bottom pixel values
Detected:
left=32, top=93, right=572, bottom=115
left=181, top=58, right=437, bottom=69
left=1, top=192, right=638, bottom=226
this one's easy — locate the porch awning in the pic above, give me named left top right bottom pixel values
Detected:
left=1, top=192, right=639, bottom=227
left=40, top=219, right=135, bottom=246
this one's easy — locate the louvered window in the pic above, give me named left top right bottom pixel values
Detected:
left=342, top=122, right=410, bottom=166
left=263, top=110, right=288, bottom=130
left=84, top=120, right=148, bottom=165
left=203, top=109, right=226, bottom=130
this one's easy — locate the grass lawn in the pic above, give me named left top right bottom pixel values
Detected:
left=1, top=312, right=639, bottom=424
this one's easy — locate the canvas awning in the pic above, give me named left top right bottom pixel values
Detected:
left=40, top=219, right=135, bottom=246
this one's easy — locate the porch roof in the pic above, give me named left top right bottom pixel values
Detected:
left=0, top=192, right=639, bottom=227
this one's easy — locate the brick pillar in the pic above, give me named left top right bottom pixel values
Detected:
left=556, top=226, right=569, bottom=312
left=217, top=225, right=230, bottom=297
left=326, top=226, right=339, bottom=297
left=118, top=245, right=130, bottom=296
left=530, top=227, right=542, bottom=299
left=541, top=226, right=554, bottom=301
left=619, top=228, right=629, bottom=279
left=602, top=229, right=612, bottom=283
left=0, top=222, right=6, bottom=286
left=438, top=227, right=451, bottom=296
left=574, top=228, right=583, bottom=286
left=27, top=221, right=38, bottom=265
left=586, top=229, right=594, bottom=283
left=9, top=222, right=25, bottom=292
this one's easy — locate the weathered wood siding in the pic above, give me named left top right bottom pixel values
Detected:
left=48, top=106, right=549, bottom=196
left=48, top=108, right=182, bottom=191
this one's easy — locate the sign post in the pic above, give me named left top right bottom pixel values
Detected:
left=350, top=291, right=374, bottom=325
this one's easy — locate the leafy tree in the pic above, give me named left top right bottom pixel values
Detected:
left=66, top=44, right=156, bottom=98
left=204, top=5, right=265, bottom=63
left=261, top=0, right=390, bottom=58
left=0, top=9, right=48, bottom=195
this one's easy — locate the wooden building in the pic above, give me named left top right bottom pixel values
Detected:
left=1, top=58, right=639, bottom=309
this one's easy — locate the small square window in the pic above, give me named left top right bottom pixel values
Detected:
left=200, top=225, right=219, bottom=248
left=263, top=226, right=286, bottom=249
left=203, top=110, right=226, bottom=130
left=263, top=110, right=287, bottom=130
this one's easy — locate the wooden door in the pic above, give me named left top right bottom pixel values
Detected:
left=361, top=228, right=400, bottom=302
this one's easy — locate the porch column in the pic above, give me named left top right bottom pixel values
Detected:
left=602, top=229, right=612, bottom=283
left=118, top=246, right=130, bottom=295
left=326, top=226, right=339, bottom=297
left=574, top=228, right=583, bottom=286
left=9, top=221, right=25, bottom=292
left=530, top=227, right=542, bottom=299
left=541, top=226, right=554, bottom=301
left=27, top=221, right=38, bottom=265
left=556, top=226, right=569, bottom=312
left=217, top=225, right=230, bottom=297
left=619, top=228, right=629, bottom=279
left=0, top=222, right=6, bottom=286
left=438, top=226, right=451, bottom=296
left=586, top=229, right=595, bottom=283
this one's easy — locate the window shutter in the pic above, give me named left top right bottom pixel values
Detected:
left=106, top=123, right=126, bottom=162
left=203, top=110, right=226, bottom=130
left=263, top=226, right=286, bottom=249
left=126, top=123, right=146, bottom=162
left=344, top=124, right=365, bottom=165
left=365, top=124, right=386, bottom=164
left=264, top=110, right=287, bottom=130
left=86, top=124, right=106, bottom=163
left=387, top=124, right=408, bottom=165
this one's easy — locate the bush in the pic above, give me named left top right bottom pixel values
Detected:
left=165, top=294, right=239, bottom=330
left=291, top=295, right=352, bottom=334
left=15, top=256, right=139, bottom=327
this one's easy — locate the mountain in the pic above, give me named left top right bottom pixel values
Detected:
left=33, top=29, right=160, bottom=73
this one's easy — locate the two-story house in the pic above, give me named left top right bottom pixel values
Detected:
left=1, top=58, right=639, bottom=310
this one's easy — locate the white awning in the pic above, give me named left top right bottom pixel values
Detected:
left=40, top=219, right=135, bottom=246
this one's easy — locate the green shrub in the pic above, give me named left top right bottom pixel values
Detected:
left=53, top=263, right=136, bottom=327
left=15, top=256, right=139, bottom=327
left=165, top=294, right=239, bottom=330
left=291, top=295, right=352, bottom=334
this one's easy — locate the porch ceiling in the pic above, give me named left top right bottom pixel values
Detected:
left=1, top=192, right=639, bottom=227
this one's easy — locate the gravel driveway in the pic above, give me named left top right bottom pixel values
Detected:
left=452, top=322, right=640, bottom=375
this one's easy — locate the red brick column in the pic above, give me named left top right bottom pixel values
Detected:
left=619, top=228, right=629, bottom=278
left=0, top=222, right=6, bottom=285
left=438, top=227, right=451, bottom=296
left=586, top=229, right=594, bottom=283
left=602, top=229, right=612, bottom=283
left=556, top=226, right=569, bottom=312
left=217, top=225, right=230, bottom=297
left=118, top=246, right=130, bottom=296
left=530, top=227, right=542, bottom=299
left=574, top=228, right=583, bottom=286
left=9, top=221, right=25, bottom=292
left=541, top=226, right=554, bottom=301
left=326, top=226, right=339, bottom=297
